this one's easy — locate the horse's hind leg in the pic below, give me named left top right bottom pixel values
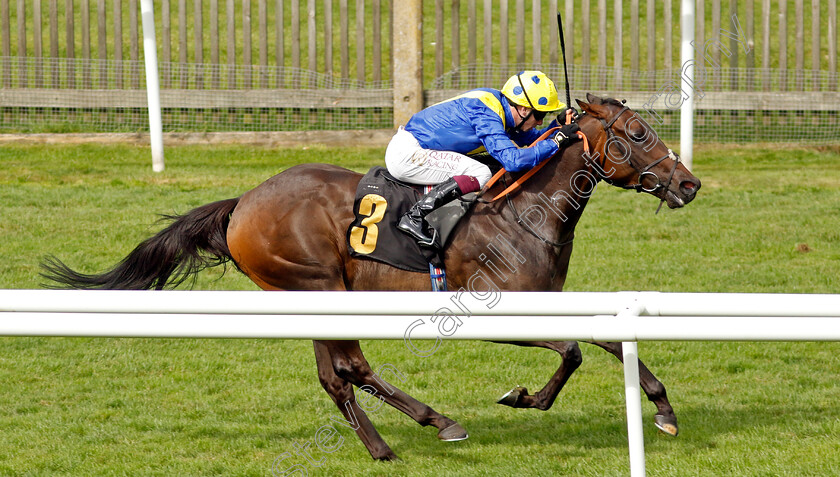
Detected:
left=494, top=340, right=583, bottom=411
left=313, top=340, right=397, bottom=460
left=322, top=340, right=468, bottom=443
left=588, top=341, right=679, bottom=436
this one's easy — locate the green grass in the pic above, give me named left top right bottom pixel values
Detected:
left=1, top=143, right=839, bottom=475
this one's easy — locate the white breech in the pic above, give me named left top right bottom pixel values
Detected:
left=385, top=127, right=493, bottom=187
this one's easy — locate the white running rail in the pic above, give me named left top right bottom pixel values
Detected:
left=2, top=290, right=839, bottom=476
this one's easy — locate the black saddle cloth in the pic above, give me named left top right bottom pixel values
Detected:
left=346, top=167, right=474, bottom=272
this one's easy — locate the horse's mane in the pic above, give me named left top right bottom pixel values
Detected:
left=597, top=96, right=625, bottom=108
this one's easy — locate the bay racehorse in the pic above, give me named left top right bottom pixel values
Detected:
left=42, top=94, right=701, bottom=460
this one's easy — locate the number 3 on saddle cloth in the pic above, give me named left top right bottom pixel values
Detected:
left=346, top=167, right=475, bottom=285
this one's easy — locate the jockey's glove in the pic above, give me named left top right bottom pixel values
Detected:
left=552, top=123, right=581, bottom=148
left=557, top=107, right=580, bottom=124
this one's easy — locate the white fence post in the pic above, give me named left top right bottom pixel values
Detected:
left=140, top=0, right=165, bottom=172
left=680, top=0, right=695, bottom=170
left=623, top=340, right=645, bottom=476
left=618, top=300, right=646, bottom=477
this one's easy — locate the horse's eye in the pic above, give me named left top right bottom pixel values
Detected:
left=629, top=128, right=645, bottom=141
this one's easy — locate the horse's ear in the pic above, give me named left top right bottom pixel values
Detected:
left=576, top=98, right=591, bottom=111
left=580, top=94, right=610, bottom=118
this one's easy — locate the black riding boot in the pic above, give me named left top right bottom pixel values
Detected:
left=397, top=178, right=463, bottom=247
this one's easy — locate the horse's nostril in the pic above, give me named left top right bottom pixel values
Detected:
left=680, top=180, right=697, bottom=192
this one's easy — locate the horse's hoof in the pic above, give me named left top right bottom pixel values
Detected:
left=438, top=423, right=469, bottom=442
left=497, top=386, right=528, bottom=407
left=374, top=451, right=399, bottom=461
left=654, top=414, right=679, bottom=437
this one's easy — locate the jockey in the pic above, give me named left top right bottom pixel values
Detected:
left=385, top=70, right=581, bottom=247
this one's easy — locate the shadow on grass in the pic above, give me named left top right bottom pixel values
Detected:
left=342, top=391, right=840, bottom=463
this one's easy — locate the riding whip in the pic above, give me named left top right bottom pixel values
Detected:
left=556, top=11, right=572, bottom=109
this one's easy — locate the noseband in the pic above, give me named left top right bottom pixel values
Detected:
left=594, top=105, right=681, bottom=199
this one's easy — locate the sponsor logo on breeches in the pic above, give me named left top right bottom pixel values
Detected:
left=410, top=150, right=461, bottom=171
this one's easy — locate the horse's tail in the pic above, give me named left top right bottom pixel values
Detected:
left=41, top=197, right=240, bottom=290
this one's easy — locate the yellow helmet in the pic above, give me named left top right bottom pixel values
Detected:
left=501, top=71, right=564, bottom=112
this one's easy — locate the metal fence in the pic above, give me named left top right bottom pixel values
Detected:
left=0, top=0, right=838, bottom=143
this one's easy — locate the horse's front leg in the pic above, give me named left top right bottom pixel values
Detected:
left=587, top=341, right=679, bottom=436
left=493, top=340, right=583, bottom=411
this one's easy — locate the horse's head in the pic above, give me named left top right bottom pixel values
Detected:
left=576, top=93, right=701, bottom=209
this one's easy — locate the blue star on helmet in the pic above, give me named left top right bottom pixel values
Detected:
left=513, top=86, right=523, bottom=95
left=538, top=97, right=548, bottom=106
left=532, top=75, right=541, bottom=84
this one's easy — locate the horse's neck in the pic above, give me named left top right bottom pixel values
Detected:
left=513, top=119, right=602, bottom=241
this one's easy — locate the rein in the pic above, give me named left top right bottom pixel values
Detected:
left=476, top=110, right=588, bottom=249
left=481, top=110, right=588, bottom=202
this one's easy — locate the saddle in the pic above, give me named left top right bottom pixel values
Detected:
left=346, top=167, right=475, bottom=272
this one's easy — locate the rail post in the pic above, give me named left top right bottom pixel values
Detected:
left=619, top=299, right=646, bottom=476
left=140, top=0, right=165, bottom=172
left=680, top=0, right=695, bottom=170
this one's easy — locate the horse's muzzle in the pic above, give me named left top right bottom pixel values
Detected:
left=665, top=177, right=701, bottom=208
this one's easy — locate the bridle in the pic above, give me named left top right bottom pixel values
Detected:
left=502, top=102, right=683, bottom=246
left=593, top=104, right=681, bottom=212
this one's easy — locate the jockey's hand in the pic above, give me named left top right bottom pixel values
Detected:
left=557, top=107, right=580, bottom=125
left=552, top=123, right=581, bottom=148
